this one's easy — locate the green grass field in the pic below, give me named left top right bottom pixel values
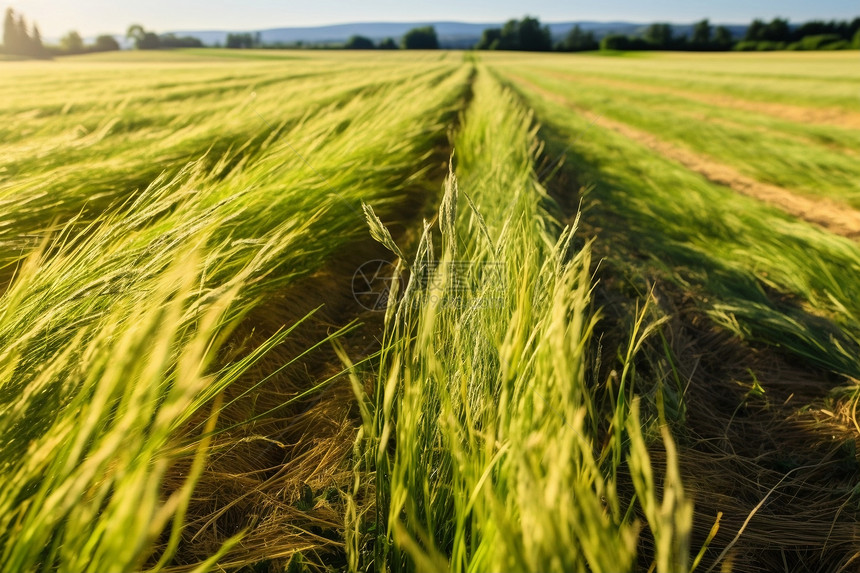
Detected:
left=2, top=49, right=860, bottom=572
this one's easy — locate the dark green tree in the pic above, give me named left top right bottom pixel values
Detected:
left=691, top=19, right=712, bottom=47
left=93, top=35, right=120, bottom=52
left=743, top=17, right=790, bottom=48
left=378, top=37, right=397, bottom=49
left=517, top=16, right=552, bottom=51
left=783, top=17, right=860, bottom=47
left=126, top=24, right=144, bottom=47
left=644, top=23, right=674, bottom=48
left=226, top=33, right=241, bottom=48
left=344, top=35, right=374, bottom=49
left=745, top=19, right=766, bottom=41
left=31, top=24, right=45, bottom=56
left=478, top=17, right=551, bottom=51
left=160, top=33, right=203, bottom=48
left=851, top=18, right=860, bottom=39
left=475, top=28, right=501, bottom=50
left=127, top=24, right=161, bottom=49
left=560, top=25, right=598, bottom=51
left=793, top=20, right=830, bottom=41
left=3, top=9, right=48, bottom=58
left=763, top=17, right=790, bottom=42
left=3, top=8, right=18, bottom=54
left=138, top=32, right=160, bottom=49
left=600, top=34, right=632, bottom=50
left=714, top=26, right=734, bottom=48
left=226, top=32, right=257, bottom=48
left=16, top=14, right=28, bottom=52
left=401, top=26, right=438, bottom=49
left=497, top=19, right=520, bottom=49
left=60, top=30, right=84, bottom=53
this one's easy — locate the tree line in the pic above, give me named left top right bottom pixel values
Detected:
left=3, top=8, right=123, bottom=58
left=222, top=26, right=439, bottom=50
left=470, top=16, right=731, bottom=52
left=341, top=27, right=438, bottom=49
left=5, top=10, right=858, bottom=58
left=1, top=9, right=204, bottom=58
left=476, top=17, right=554, bottom=51
left=476, top=15, right=860, bottom=53
left=599, top=21, right=734, bottom=51
left=2, top=8, right=47, bottom=58
left=735, top=17, right=860, bottom=51
left=1, top=13, right=437, bottom=57
left=126, top=25, right=202, bottom=49
left=600, top=17, right=860, bottom=51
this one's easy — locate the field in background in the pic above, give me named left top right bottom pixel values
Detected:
left=2, top=49, right=860, bottom=572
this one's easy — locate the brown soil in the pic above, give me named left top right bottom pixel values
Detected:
left=510, top=74, right=860, bottom=240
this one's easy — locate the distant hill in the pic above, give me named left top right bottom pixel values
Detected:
left=170, top=21, right=749, bottom=49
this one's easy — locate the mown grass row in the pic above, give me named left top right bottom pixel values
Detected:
left=351, top=67, right=697, bottom=572
left=0, top=53, right=470, bottom=571
left=493, top=56, right=860, bottom=571
left=0, top=54, right=456, bottom=278
left=487, top=51, right=860, bottom=110
left=489, top=56, right=860, bottom=207
left=497, top=64, right=860, bottom=384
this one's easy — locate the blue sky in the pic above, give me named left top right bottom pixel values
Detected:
left=5, top=0, right=859, bottom=37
